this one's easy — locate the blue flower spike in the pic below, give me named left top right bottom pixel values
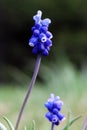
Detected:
left=45, top=94, right=65, bottom=128
left=29, top=10, right=53, bottom=56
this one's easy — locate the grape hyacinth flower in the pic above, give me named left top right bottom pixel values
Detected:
left=29, top=10, right=53, bottom=56
left=45, top=94, right=65, bottom=130
left=15, top=10, right=53, bottom=130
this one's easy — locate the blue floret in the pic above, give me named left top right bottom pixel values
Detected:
left=29, top=10, right=53, bottom=56
left=45, top=94, right=65, bottom=125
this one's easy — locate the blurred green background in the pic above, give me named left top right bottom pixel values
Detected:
left=0, top=0, right=87, bottom=130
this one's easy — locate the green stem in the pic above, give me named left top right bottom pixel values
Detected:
left=15, top=54, right=41, bottom=130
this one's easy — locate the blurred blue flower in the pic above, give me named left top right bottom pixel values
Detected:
left=29, top=10, right=53, bottom=56
left=45, top=94, right=65, bottom=125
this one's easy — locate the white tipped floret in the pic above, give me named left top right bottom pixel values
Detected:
left=55, top=96, right=60, bottom=100
left=61, top=117, right=66, bottom=121
left=41, top=37, right=47, bottom=43
left=50, top=93, right=54, bottom=98
left=37, top=10, right=42, bottom=18
left=29, top=42, right=34, bottom=47
left=40, top=33, right=47, bottom=43
left=33, top=10, right=42, bottom=23
left=42, top=18, right=51, bottom=26
left=58, top=100, right=64, bottom=106
left=46, top=18, right=51, bottom=24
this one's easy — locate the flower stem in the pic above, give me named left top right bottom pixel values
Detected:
left=15, top=54, right=41, bottom=130
left=51, top=123, right=54, bottom=130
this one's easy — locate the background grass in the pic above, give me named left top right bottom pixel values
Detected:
left=0, top=61, right=87, bottom=130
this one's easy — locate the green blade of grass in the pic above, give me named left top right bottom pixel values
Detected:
left=32, top=120, right=35, bottom=130
left=3, top=116, right=14, bottom=130
left=62, top=115, right=81, bottom=130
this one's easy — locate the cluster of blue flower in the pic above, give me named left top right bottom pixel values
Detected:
left=45, top=94, right=65, bottom=125
left=29, top=10, right=53, bottom=56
